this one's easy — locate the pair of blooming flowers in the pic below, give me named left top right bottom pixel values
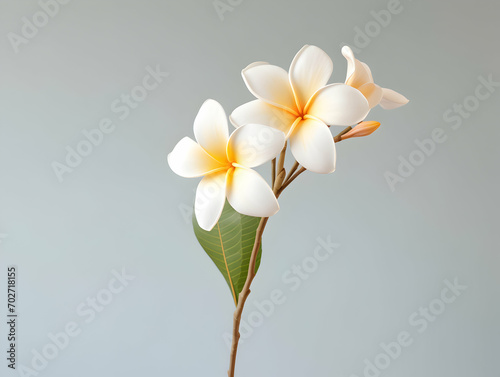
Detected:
left=168, top=45, right=408, bottom=231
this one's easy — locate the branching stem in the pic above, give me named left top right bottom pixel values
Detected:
left=228, top=126, right=353, bottom=376
left=284, top=161, right=299, bottom=183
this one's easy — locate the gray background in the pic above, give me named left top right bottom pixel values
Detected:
left=1, top=0, right=499, bottom=376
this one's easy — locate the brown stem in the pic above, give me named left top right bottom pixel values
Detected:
left=227, top=143, right=290, bottom=377
left=273, top=169, right=286, bottom=193
left=227, top=124, right=361, bottom=376
left=227, top=161, right=303, bottom=376
left=284, top=161, right=299, bottom=184
left=278, top=166, right=306, bottom=195
left=226, top=138, right=318, bottom=376
left=333, top=126, right=352, bottom=143
left=277, top=141, right=287, bottom=174
left=271, top=158, right=276, bottom=188
left=227, top=216, right=269, bottom=377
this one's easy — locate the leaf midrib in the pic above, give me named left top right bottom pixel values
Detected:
left=217, top=222, right=237, bottom=306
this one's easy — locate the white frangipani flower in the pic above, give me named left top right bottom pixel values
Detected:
left=168, top=99, right=285, bottom=231
left=230, top=45, right=370, bottom=174
left=342, top=46, right=409, bottom=110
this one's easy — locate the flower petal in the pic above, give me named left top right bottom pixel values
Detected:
left=193, top=99, right=229, bottom=162
left=168, top=137, right=224, bottom=178
left=379, top=88, right=409, bottom=110
left=226, top=167, right=279, bottom=217
left=307, top=84, right=370, bottom=126
left=290, top=119, right=336, bottom=174
left=245, top=61, right=269, bottom=69
left=227, top=124, right=285, bottom=168
left=230, top=100, right=297, bottom=135
left=341, top=46, right=373, bottom=88
left=195, top=170, right=228, bottom=231
left=358, top=82, right=383, bottom=108
left=289, top=45, right=333, bottom=112
left=242, top=63, right=298, bottom=115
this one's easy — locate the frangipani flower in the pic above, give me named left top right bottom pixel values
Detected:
left=168, top=99, right=285, bottom=231
left=342, top=46, right=409, bottom=110
left=231, top=45, right=370, bottom=174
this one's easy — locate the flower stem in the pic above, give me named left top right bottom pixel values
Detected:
left=333, top=126, right=352, bottom=143
left=277, top=141, right=287, bottom=174
left=227, top=143, right=288, bottom=377
left=227, top=129, right=346, bottom=376
left=285, top=161, right=299, bottom=183
left=278, top=166, right=306, bottom=195
left=271, top=158, right=276, bottom=188
left=227, top=216, right=269, bottom=377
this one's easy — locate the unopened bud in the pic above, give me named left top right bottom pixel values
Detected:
left=340, top=121, right=380, bottom=140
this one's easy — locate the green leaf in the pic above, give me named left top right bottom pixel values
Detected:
left=193, top=201, right=262, bottom=306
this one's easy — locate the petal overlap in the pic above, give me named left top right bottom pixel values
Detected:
left=230, top=100, right=297, bottom=134
left=242, top=64, right=298, bottom=115
left=342, top=46, right=373, bottom=88
left=169, top=99, right=283, bottom=230
left=342, top=45, right=408, bottom=111
left=307, top=84, right=370, bottom=126
left=289, top=45, right=333, bottom=112
left=289, top=119, right=336, bottom=174
left=226, top=167, right=279, bottom=217
left=168, top=137, right=225, bottom=178
left=227, top=124, right=285, bottom=168
left=358, top=83, right=383, bottom=109
left=195, top=170, right=228, bottom=231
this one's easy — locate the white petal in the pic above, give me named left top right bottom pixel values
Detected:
left=290, top=119, right=336, bottom=174
left=195, top=170, right=228, bottom=231
left=341, top=46, right=373, bottom=88
left=379, top=88, right=409, bottom=110
left=289, top=45, right=333, bottom=112
left=230, top=100, right=297, bottom=135
left=168, top=137, right=224, bottom=178
left=227, top=167, right=279, bottom=217
left=227, top=124, right=285, bottom=168
left=358, top=82, right=383, bottom=108
left=307, top=84, right=370, bottom=126
left=245, top=61, right=269, bottom=69
left=360, top=61, right=374, bottom=82
left=342, top=46, right=356, bottom=80
left=242, top=63, right=298, bottom=115
left=193, top=99, right=229, bottom=162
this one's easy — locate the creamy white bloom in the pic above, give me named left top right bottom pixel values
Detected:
left=168, top=99, right=285, bottom=231
left=231, top=45, right=370, bottom=174
left=342, top=46, right=409, bottom=110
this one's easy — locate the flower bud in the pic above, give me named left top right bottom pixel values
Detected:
left=340, top=121, right=380, bottom=140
